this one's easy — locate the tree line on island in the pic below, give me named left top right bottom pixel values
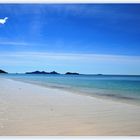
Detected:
left=0, top=69, right=79, bottom=75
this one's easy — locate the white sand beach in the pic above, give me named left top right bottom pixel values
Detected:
left=0, top=78, right=140, bottom=136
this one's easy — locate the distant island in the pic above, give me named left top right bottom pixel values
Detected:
left=97, top=74, right=103, bottom=76
left=0, top=69, right=80, bottom=75
left=0, top=69, right=8, bottom=74
left=26, top=71, right=60, bottom=74
left=65, top=72, right=79, bottom=75
left=25, top=71, right=80, bottom=75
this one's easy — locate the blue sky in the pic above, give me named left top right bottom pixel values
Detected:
left=0, top=4, right=140, bottom=74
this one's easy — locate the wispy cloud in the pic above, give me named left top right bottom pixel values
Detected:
left=0, top=41, right=29, bottom=46
left=0, top=51, right=140, bottom=64
left=0, top=41, right=49, bottom=48
left=45, top=4, right=140, bottom=20
left=0, top=51, right=140, bottom=74
left=0, top=5, right=138, bottom=20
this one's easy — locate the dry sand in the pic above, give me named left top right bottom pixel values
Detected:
left=0, top=78, right=140, bottom=136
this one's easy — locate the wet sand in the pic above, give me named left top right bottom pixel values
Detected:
left=0, top=78, right=140, bottom=136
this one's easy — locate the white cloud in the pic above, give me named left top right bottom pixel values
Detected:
left=0, top=17, right=8, bottom=24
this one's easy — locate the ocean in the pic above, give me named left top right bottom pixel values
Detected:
left=1, top=74, right=140, bottom=105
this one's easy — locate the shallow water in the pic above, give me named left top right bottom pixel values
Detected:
left=1, top=74, right=140, bottom=104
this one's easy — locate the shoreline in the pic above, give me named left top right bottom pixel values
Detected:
left=5, top=77, right=140, bottom=107
left=0, top=78, right=140, bottom=135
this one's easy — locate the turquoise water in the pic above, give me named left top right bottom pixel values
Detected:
left=1, top=74, right=140, bottom=104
